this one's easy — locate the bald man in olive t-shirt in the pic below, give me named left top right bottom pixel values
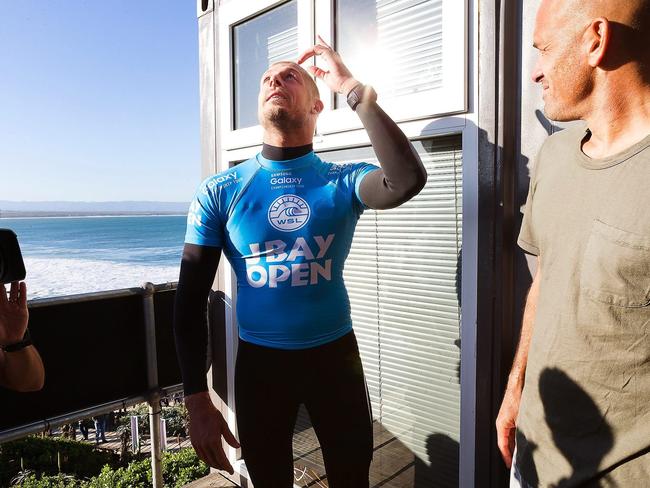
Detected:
left=515, top=124, right=650, bottom=486
left=496, top=0, right=650, bottom=486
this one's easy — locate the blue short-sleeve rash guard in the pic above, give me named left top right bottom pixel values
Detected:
left=185, top=151, right=378, bottom=349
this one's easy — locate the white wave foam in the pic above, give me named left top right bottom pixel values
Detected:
left=24, top=257, right=180, bottom=299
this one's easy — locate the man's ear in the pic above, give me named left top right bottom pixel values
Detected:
left=585, top=17, right=611, bottom=68
left=312, top=99, right=324, bottom=114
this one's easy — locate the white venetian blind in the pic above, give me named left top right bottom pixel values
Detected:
left=267, top=26, right=299, bottom=65
left=336, top=0, right=444, bottom=105
left=292, top=136, right=462, bottom=487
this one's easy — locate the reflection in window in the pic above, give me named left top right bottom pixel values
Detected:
left=232, top=0, right=298, bottom=129
left=336, top=0, right=444, bottom=107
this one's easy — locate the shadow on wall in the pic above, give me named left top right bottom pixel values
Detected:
left=516, top=367, right=614, bottom=487
left=414, top=433, right=460, bottom=488
left=423, top=109, right=540, bottom=482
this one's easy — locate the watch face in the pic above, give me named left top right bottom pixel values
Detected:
left=347, top=87, right=361, bottom=110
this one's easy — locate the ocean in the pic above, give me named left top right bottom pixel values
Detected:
left=0, top=216, right=187, bottom=299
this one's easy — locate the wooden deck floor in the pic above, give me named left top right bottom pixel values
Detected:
left=290, top=404, right=459, bottom=488
left=293, top=417, right=418, bottom=488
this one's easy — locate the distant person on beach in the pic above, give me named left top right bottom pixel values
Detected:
left=174, top=36, right=427, bottom=486
left=93, top=414, right=108, bottom=443
left=496, top=0, right=650, bottom=485
left=0, top=281, right=44, bottom=392
left=79, top=418, right=90, bottom=440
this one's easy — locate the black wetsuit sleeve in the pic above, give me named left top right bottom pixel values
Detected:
left=357, top=101, right=427, bottom=210
left=173, top=243, right=221, bottom=396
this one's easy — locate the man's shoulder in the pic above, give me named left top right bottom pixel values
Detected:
left=531, top=123, right=586, bottom=179
left=320, top=159, right=375, bottom=179
left=199, top=158, right=258, bottom=198
left=540, top=123, right=586, bottom=155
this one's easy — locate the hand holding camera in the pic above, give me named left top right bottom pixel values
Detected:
left=0, top=228, right=43, bottom=392
left=0, top=281, right=29, bottom=347
left=0, top=229, right=26, bottom=285
left=0, top=229, right=29, bottom=347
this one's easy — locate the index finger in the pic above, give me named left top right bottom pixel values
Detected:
left=296, top=44, right=330, bottom=65
left=9, top=282, right=18, bottom=302
left=296, top=47, right=317, bottom=65
left=18, top=282, right=27, bottom=307
left=316, top=35, right=332, bottom=49
left=497, top=432, right=513, bottom=468
left=208, top=442, right=234, bottom=474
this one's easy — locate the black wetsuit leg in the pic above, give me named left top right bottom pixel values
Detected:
left=234, top=331, right=373, bottom=488
left=304, top=332, right=373, bottom=488
left=235, top=339, right=301, bottom=488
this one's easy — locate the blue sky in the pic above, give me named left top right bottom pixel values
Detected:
left=0, top=1, right=200, bottom=202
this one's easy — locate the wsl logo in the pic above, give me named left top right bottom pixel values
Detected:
left=268, top=194, right=310, bottom=232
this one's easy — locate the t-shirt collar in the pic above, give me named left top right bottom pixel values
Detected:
left=577, top=128, right=650, bottom=170
left=256, top=151, right=317, bottom=171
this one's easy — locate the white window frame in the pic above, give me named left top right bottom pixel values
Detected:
left=218, top=0, right=314, bottom=150
left=314, top=0, right=467, bottom=135
left=219, top=0, right=467, bottom=151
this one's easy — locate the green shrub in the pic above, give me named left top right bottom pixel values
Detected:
left=3, top=444, right=206, bottom=487
left=115, top=403, right=188, bottom=438
left=0, top=437, right=119, bottom=486
left=85, top=459, right=152, bottom=488
left=10, top=472, right=82, bottom=488
left=162, top=405, right=188, bottom=438
left=115, top=404, right=150, bottom=437
left=85, top=449, right=207, bottom=488
left=162, top=448, right=209, bottom=487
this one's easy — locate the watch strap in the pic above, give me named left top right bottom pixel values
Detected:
left=1, top=329, right=33, bottom=353
left=346, top=83, right=377, bottom=111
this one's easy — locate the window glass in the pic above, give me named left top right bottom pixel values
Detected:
left=335, top=0, right=444, bottom=107
left=232, top=0, right=298, bottom=129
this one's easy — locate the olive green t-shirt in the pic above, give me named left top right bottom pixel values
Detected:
left=516, top=125, right=650, bottom=486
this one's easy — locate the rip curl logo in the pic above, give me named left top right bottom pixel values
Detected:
left=268, top=194, right=310, bottom=232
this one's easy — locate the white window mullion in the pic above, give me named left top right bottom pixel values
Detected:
left=297, top=0, right=314, bottom=55
left=313, top=0, right=335, bottom=117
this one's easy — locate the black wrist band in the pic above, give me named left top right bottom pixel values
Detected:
left=1, top=329, right=33, bottom=353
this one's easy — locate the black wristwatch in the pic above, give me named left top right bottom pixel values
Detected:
left=1, top=329, right=33, bottom=353
left=346, top=83, right=377, bottom=111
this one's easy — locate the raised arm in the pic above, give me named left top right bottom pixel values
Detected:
left=297, top=36, right=427, bottom=209
left=0, top=282, right=44, bottom=392
left=173, top=243, right=239, bottom=473
left=495, top=258, right=541, bottom=468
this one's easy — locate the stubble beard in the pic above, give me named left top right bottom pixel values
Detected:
left=264, top=106, right=305, bottom=132
left=543, top=47, right=593, bottom=122
left=542, top=84, right=591, bottom=123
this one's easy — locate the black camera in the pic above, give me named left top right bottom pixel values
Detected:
left=0, top=229, right=26, bottom=284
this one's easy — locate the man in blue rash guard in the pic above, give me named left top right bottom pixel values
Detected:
left=174, top=36, right=427, bottom=487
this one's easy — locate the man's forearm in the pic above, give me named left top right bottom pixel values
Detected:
left=173, top=244, right=221, bottom=396
left=355, top=97, right=427, bottom=209
left=506, top=260, right=542, bottom=393
left=174, top=284, right=210, bottom=395
left=0, top=346, right=44, bottom=391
